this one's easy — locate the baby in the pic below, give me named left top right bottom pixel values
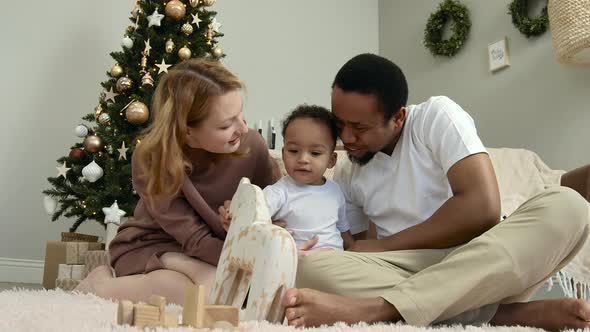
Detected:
left=263, top=105, right=354, bottom=250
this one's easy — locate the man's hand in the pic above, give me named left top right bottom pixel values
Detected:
left=349, top=239, right=386, bottom=252
left=217, top=200, right=232, bottom=232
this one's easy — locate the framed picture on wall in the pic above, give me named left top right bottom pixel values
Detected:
left=488, top=37, right=510, bottom=72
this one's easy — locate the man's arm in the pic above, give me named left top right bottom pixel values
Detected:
left=561, top=164, right=590, bottom=202
left=352, top=152, right=501, bottom=252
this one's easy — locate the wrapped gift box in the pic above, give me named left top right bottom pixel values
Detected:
left=83, top=250, right=111, bottom=278
left=43, top=241, right=102, bottom=289
left=55, top=278, right=80, bottom=291
left=57, top=264, right=85, bottom=280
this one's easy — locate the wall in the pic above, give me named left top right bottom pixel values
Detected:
left=0, top=0, right=378, bottom=279
left=379, top=1, right=590, bottom=171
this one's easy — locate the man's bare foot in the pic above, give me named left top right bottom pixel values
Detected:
left=491, top=298, right=590, bottom=331
left=74, top=265, right=114, bottom=294
left=282, top=288, right=400, bottom=327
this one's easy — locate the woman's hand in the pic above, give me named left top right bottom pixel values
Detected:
left=217, top=200, right=232, bottom=232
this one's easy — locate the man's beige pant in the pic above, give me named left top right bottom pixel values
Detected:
left=296, top=187, right=590, bottom=326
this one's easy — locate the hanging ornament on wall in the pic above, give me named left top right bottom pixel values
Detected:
left=69, top=148, right=86, bottom=159
left=110, top=64, right=123, bottom=77
left=43, top=196, right=58, bottom=215
left=165, top=0, right=186, bottom=21
left=189, top=0, right=199, bottom=7
left=83, top=135, right=103, bottom=153
left=178, top=46, right=192, bottom=60
left=125, top=101, right=150, bottom=125
left=181, top=23, right=194, bottom=36
left=98, top=113, right=111, bottom=125
left=74, top=124, right=88, bottom=138
left=141, top=72, right=154, bottom=88
left=212, top=46, right=223, bottom=58
left=202, top=0, right=217, bottom=6
left=82, top=160, right=104, bottom=183
left=121, top=36, right=134, bottom=49
left=116, top=77, right=133, bottom=93
left=165, top=39, right=175, bottom=53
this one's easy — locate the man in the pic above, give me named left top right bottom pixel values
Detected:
left=282, top=53, right=590, bottom=330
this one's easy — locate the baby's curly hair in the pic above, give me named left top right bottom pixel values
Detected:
left=281, top=105, right=338, bottom=150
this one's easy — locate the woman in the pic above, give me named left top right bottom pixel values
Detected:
left=76, top=59, right=279, bottom=304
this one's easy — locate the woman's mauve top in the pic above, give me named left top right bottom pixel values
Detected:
left=109, top=129, right=277, bottom=275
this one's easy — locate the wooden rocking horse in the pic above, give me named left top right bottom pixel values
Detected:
left=208, top=177, right=298, bottom=323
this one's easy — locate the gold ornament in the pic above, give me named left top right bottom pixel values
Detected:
left=178, top=47, right=192, bottom=60
left=126, top=101, right=150, bottom=125
left=189, top=0, right=199, bottom=7
left=127, top=25, right=135, bottom=34
left=110, top=64, right=123, bottom=77
left=165, top=0, right=186, bottom=21
left=94, top=104, right=103, bottom=119
left=181, top=23, right=194, bottom=35
left=202, top=0, right=216, bottom=6
left=206, top=28, right=213, bottom=45
left=165, top=39, right=175, bottom=53
left=141, top=72, right=154, bottom=87
left=98, top=113, right=111, bottom=125
left=140, top=55, right=148, bottom=69
left=131, top=0, right=142, bottom=18
left=212, top=46, right=223, bottom=58
left=83, top=135, right=104, bottom=153
left=116, top=77, right=133, bottom=92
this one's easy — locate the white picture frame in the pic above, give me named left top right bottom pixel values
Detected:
left=488, top=37, right=510, bottom=72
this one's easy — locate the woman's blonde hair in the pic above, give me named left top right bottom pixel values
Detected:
left=134, top=58, right=243, bottom=203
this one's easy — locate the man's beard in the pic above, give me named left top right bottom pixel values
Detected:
left=347, top=150, right=377, bottom=166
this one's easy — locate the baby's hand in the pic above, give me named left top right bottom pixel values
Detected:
left=218, top=200, right=232, bottom=232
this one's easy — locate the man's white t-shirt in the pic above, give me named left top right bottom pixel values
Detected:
left=263, top=176, right=350, bottom=250
left=334, top=96, right=487, bottom=237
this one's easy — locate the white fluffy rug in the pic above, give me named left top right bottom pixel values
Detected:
left=0, top=288, right=550, bottom=332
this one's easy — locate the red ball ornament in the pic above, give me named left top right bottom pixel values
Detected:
left=69, top=148, right=86, bottom=159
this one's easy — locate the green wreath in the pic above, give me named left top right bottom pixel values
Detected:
left=508, top=0, right=549, bottom=38
left=423, top=0, right=471, bottom=57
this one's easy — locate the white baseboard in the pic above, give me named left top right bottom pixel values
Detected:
left=0, top=257, right=44, bottom=284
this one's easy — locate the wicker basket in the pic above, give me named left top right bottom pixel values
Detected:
left=548, top=0, right=590, bottom=66
left=61, top=232, right=99, bottom=243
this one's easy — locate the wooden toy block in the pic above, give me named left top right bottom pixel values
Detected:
left=117, top=300, right=134, bottom=325
left=182, top=284, right=206, bottom=328
left=116, top=294, right=179, bottom=328
left=182, top=284, right=239, bottom=328
left=203, top=305, right=239, bottom=328
left=149, top=295, right=166, bottom=322
left=133, top=304, right=160, bottom=328
left=209, top=178, right=298, bottom=323
left=163, top=312, right=179, bottom=327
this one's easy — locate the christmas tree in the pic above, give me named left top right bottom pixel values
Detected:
left=43, top=0, right=224, bottom=232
